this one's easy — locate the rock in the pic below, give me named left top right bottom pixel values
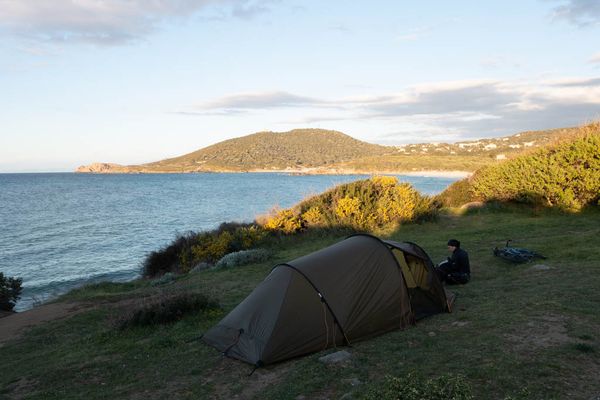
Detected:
left=530, top=264, right=553, bottom=271
left=451, top=321, right=469, bottom=327
left=428, top=331, right=436, bottom=337
left=75, top=163, right=124, bottom=173
left=318, top=350, right=352, bottom=364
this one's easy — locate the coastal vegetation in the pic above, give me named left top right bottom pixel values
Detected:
left=142, top=176, right=433, bottom=278
left=262, top=176, right=433, bottom=233
left=0, top=272, right=22, bottom=312
left=76, top=125, right=584, bottom=174
left=140, top=123, right=600, bottom=279
left=2, top=124, right=600, bottom=399
left=436, top=122, right=600, bottom=210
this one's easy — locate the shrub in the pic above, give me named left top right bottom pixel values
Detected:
left=114, top=291, right=220, bottom=330
left=301, top=206, right=324, bottom=226
left=434, top=178, right=475, bottom=208
left=469, top=123, right=600, bottom=211
left=359, top=372, right=473, bottom=400
left=142, top=232, right=197, bottom=278
left=191, top=230, right=234, bottom=264
left=0, top=272, right=23, bottom=312
left=263, top=209, right=305, bottom=234
left=214, top=248, right=271, bottom=269
left=259, top=176, right=434, bottom=233
left=142, top=223, right=270, bottom=277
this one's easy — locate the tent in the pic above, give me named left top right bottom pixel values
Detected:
left=203, top=234, right=454, bottom=366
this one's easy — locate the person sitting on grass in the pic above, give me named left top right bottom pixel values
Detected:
left=436, top=239, right=470, bottom=284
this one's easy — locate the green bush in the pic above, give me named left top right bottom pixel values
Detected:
left=261, top=176, right=434, bottom=233
left=142, top=232, right=197, bottom=278
left=469, top=123, right=600, bottom=211
left=434, top=178, right=475, bottom=208
left=0, top=272, right=23, bottom=312
left=114, top=291, right=220, bottom=330
left=359, top=372, right=473, bottom=400
left=142, top=223, right=269, bottom=277
left=214, top=248, right=271, bottom=269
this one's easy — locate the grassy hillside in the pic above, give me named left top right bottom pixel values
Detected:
left=76, top=125, right=586, bottom=174
left=150, top=129, right=391, bottom=171
left=437, top=123, right=600, bottom=210
left=1, top=208, right=599, bottom=399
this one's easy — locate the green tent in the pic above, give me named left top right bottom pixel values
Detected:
left=203, top=234, right=454, bottom=366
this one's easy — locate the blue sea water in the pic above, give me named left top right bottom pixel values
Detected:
left=0, top=172, right=459, bottom=311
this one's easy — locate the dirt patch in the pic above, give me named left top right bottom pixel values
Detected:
left=0, top=301, right=94, bottom=347
left=199, top=356, right=293, bottom=399
left=504, top=314, right=571, bottom=353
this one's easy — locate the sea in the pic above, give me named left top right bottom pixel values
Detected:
left=0, top=172, right=460, bottom=311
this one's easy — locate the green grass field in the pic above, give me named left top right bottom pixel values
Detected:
left=2, top=207, right=599, bottom=399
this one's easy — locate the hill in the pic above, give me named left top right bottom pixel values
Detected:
left=76, top=125, right=585, bottom=174
left=77, top=129, right=391, bottom=173
left=436, top=122, right=600, bottom=210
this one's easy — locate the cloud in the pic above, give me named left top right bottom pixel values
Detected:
left=395, top=26, right=431, bottom=42
left=0, top=0, right=273, bottom=45
left=189, top=78, right=600, bottom=143
left=365, top=82, right=520, bottom=117
left=551, top=77, right=600, bottom=87
left=549, top=0, right=600, bottom=27
left=196, top=91, right=329, bottom=111
left=589, top=53, right=600, bottom=64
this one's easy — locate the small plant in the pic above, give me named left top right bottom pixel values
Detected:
left=0, top=272, right=23, bottom=312
left=214, top=248, right=271, bottom=269
left=573, top=343, right=595, bottom=353
left=359, top=372, right=473, bottom=400
left=113, top=291, right=220, bottom=330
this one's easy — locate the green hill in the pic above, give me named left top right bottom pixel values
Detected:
left=76, top=125, right=586, bottom=174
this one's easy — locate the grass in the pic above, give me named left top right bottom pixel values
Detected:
left=1, top=207, right=600, bottom=399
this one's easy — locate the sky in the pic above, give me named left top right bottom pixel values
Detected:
left=1, top=0, right=599, bottom=172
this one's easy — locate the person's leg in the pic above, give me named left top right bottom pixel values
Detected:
left=435, top=260, right=451, bottom=282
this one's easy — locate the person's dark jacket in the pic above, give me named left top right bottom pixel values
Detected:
left=447, top=248, right=470, bottom=276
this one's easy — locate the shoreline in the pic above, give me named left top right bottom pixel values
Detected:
left=75, top=168, right=472, bottom=178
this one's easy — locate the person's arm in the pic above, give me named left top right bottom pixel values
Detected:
left=456, top=250, right=470, bottom=274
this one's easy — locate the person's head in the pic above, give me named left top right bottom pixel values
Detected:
left=447, top=239, right=460, bottom=252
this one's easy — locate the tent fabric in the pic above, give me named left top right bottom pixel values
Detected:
left=203, top=234, right=452, bottom=366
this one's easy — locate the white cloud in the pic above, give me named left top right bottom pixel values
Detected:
left=549, top=0, right=600, bottom=27
left=188, top=77, right=600, bottom=143
left=0, top=0, right=273, bottom=44
left=589, top=52, right=600, bottom=64
left=196, top=91, right=329, bottom=111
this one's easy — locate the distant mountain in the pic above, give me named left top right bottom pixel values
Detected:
left=76, top=126, right=584, bottom=174
left=77, top=129, right=391, bottom=173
